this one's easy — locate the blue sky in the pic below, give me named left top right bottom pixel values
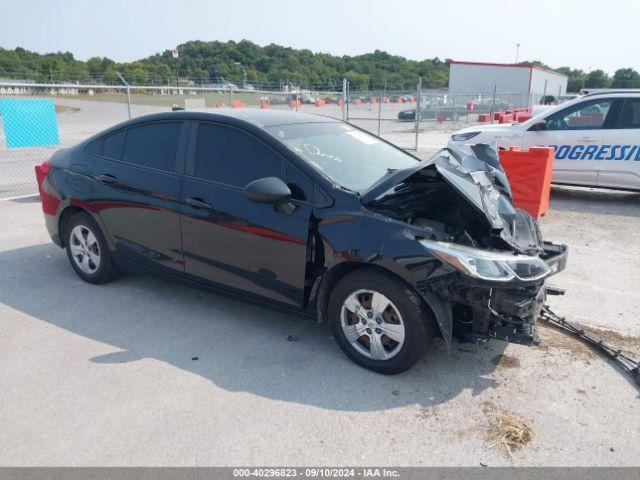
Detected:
left=0, top=0, right=637, bottom=74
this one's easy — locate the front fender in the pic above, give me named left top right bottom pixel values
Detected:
left=378, top=225, right=456, bottom=348
left=311, top=207, right=456, bottom=348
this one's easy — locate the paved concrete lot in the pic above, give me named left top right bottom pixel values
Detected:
left=1, top=189, right=639, bottom=466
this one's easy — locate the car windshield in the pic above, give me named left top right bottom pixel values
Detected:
left=264, top=122, right=418, bottom=191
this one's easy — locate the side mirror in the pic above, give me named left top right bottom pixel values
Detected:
left=243, top=177, right=292, bottom=204
left=529, top=121, right=548, bottom=131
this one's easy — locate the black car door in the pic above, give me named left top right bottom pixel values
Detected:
left=89, top=121, right=188, bottom=275
left=180, top=121, right=313, bottom=308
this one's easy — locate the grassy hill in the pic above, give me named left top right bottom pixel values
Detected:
left=0, top=40, right=628, bottom=92
left=0, top=40, right=448, bottom=90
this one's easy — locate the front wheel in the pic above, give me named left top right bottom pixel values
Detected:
left=328, top=268, right=436, bottom=374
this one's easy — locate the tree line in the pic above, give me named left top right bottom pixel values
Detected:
left=1, top=40, right=638, bottom=91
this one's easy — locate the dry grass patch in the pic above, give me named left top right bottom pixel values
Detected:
left=482, top=401, right=533, bottom=458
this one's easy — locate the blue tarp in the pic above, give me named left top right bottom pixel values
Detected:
left=0, top=98, right=60, bottom=148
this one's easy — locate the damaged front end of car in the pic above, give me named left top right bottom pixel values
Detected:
left=362, top=144, right=568, bottom=347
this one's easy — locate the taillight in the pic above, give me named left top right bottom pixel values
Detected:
left=35, top=160, right=51, bottom=196
left=34, top=160, right=60, bottom=215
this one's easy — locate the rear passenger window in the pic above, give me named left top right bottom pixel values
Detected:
left=103, top=131, right=125, bottom=159
left=194, top=123, right=282, bottom=186
left=123, top=122, right=182, bottom=171
left=618, top=100, right=640, bottom=129
left=88, top=130, right=125, bottom=160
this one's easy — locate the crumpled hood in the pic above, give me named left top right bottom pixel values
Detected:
left=361, top=144, right=542, bottom=254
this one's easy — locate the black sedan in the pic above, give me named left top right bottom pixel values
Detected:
left=35, top=109, right=567, bottom=374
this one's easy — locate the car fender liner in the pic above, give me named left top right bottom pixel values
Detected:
left=414, top=282, right=453, bottom=350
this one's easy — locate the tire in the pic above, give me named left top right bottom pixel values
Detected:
left=328, top=268, right=436, bottom=374
left=63, top=212, right=119, bottom=284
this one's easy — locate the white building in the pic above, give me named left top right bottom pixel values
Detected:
left=448, top=61, right=568, bottom=96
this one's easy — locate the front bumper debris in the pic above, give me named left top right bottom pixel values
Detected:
left=540, top=241, right=568, bottom=276
left=540, top=306, right=640, bottom=386
left=452, top=242, right=568, bottom=346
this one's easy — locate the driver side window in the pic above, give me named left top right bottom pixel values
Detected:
left=193, top=122, right=282, bottom=187
left=545, top=100, right=613, bottom=130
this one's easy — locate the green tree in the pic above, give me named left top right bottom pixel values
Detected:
left=611, top=68, right=640, bottom=88
left=556, top=67, right=586, bottom=92
left=584, top=69, right=611, bottom=89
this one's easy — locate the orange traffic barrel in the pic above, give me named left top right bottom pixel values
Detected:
left=498, top=147, right=554, bottom=218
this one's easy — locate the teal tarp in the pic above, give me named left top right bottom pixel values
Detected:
left=0, top=98, right=59, bottom=148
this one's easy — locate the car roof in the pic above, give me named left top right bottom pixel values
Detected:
left=123, top=108, right=340, bottom=129
left=580, top=91, right=640, bottom=99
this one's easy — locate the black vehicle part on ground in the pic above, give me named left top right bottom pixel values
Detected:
left=540, top=305, right=640, bottom=386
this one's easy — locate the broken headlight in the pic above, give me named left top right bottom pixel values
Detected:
left=420, top=240, right=551, bottom=282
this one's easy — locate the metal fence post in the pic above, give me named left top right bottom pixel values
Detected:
left=346, top=79, right=350, bottom=121
left=453, top=94, right=457, bottom=130
left=116, top=71, right=132, bottom=119
left=377, top=91, right=382, bottom=136
left=490, top=85, right=497, bottom=125
left=229, top=88, right=233, bottom=107
left=342, top=78, right=347, bottom=120
left=414, top=77, right=422, bottom=151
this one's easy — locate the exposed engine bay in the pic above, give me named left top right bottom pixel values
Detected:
left=361, top=144, right=568, bottom=346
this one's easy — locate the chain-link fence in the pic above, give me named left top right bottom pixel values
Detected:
left=0, top=82, right=344, bottom=198
left=345, top=80, right=542, bottom=156
left=0, top=79, right=541, bottom=198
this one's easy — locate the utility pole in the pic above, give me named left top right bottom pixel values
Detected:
left=515, top=43, right=521, bottom=63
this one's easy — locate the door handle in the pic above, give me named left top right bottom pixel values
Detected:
left=186, top=197, right=212, bottom=210
left=578, top=137, right=596, bottom=142
left=97, top=174, right=120, bottom=185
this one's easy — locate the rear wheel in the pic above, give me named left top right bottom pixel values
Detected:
left=328, top=268, right=435, bottom=374
left=64, top=212, right=119, bottom=284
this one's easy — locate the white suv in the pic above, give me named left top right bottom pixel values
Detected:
left=448, top=92, right=640, bottom=191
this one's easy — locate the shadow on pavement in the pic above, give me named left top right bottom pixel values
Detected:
left=6, top=194, right=41, bottom=204
left=0, top=243, right=506, bottom=412
left=549, top=185, right=640, bottom=217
